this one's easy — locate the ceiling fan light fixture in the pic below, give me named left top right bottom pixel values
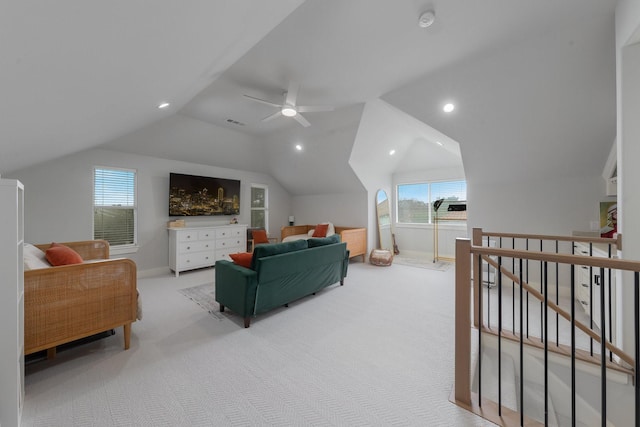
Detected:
left=281, top=106, right=297, bottom=117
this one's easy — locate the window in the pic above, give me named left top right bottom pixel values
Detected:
left=397, top=180, right=467, bottom=224
left=93, top=167, right=137, bottom=247
left=250, top=184, right=268, bottom=230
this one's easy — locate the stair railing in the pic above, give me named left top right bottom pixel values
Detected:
left=454, top=228, right=639, bottom=427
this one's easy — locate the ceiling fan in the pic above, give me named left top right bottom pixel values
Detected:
left=243, top=81, right=334, bottom=127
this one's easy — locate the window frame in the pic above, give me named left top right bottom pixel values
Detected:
left=395, top=179, right=467, bottom=227
left=93, top=166, right=139, bottom=255
left=250, top=183, right=269, bottom=233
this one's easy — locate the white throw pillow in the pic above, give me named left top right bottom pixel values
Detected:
left=324, top=222, right=335, bottom=237
left=24, top=243, right=51, bottom=270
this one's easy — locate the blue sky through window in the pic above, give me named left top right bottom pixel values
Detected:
left=398, top=183, right=429, bottom=202
left=94, top=168, right=135, bottom=207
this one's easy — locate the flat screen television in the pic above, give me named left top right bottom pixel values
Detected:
left=169, top=173, right=240, bottom=216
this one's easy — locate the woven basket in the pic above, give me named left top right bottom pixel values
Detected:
left=369, top=249, right=393, bottom=266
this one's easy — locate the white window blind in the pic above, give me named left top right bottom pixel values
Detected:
left=94, top=167, right=137, bottom=246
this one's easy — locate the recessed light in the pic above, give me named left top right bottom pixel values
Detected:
left=389, top=149, right=396, bottom=155
left=443, top=103, right=455, bottom=113
left=295, top=144, right=303, bottom=151
left=435, top=141, right=444, bottom=146
left=158, top=102, right=170, bottom=109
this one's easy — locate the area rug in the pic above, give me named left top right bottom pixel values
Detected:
left=392, top=256, right=452, bottom=271
left=178, top=282, right=225, bottom=320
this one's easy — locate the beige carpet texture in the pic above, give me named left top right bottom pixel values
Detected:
left=22, top=262, right=494, bottom=427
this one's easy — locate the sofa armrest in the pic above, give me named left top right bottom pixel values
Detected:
left=24, top=257, right=137, bottom=354
left=215, top=260, right=258, bottom=317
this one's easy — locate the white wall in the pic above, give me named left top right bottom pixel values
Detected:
left=615, top=0, right=640, bottom=354
left=11, top=148, right=291, bottom=274
left=350, top=100, right=416, bottom=254
left=291, top=192, right=367, bottom=230
left=468, top=172, right=607, bottom=236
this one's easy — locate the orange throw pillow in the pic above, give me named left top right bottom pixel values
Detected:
left=229, top=252, right=253, bottom=269
left=45, top=243, right=84, bottom=266
left=312, top=223, right=329, bottom=237
left=252, top=229, right=269, bottom=244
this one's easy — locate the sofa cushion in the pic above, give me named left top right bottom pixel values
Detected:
left=45, top=243, right=84, bottom=266
left=229, top=252, right=253, bottom=268
left=307, top=234, right=341, bottom=248
left=24, top=243, right=51, bottom=270
left=251, top=239, right=308, bottom=270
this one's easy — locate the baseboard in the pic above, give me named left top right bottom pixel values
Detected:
left=137, top=266, right=172, bottom=278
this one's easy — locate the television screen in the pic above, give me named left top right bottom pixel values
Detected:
left=169, top=173, right=240, bottom=216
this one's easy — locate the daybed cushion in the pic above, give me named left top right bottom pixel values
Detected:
left=45, top=243, right=84, bottom=266
left=283, top=223, right=336, bottom=242
left=307, top=234, right=341, bottom=248
left=230, top=252, right=253, bottom=268
left=250, top=239, right=308, bottom=270
left=24, top=243, right=51, bottom=270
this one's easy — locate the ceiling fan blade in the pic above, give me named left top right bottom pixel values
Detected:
left=297, top=105, right=335, bottom=113
left=262, top=111, right=282, bottom=122
left=293, top=113, right=311, bottom=127
left=285, top=81, right=299, bottom=106
left=243, top=94, right=281, bottom=108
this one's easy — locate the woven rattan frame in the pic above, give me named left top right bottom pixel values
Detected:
left=25, top=240, right=137, bottom=356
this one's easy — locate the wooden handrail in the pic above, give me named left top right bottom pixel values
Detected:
left=476, top=228, right=621, bottom=251
left=471, top=246, right=640, bottom=272
left=481, top=254, right=634, bottom=368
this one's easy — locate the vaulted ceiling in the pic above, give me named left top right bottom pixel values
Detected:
left=2, top=0, right=617, bottom=196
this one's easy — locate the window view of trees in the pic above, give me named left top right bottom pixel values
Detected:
left=94, top=167, right=137, bottom=246
left=397, top=181, right=467, bottom=224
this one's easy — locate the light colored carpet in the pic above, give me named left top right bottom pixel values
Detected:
left=393, top=255, right=452, bottom=271
left=21, top=262, right=495, bottom=427
left=178, top=282, right=225, bottom=320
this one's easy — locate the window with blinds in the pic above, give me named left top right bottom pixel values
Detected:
left=397, top=180, right=467, bottom=224
left=250, top=184, right=268, bottom=231
left=94, top=167, right=137, bottom=246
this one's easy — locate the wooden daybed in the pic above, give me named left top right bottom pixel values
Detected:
left=24, top=240, right=137, bottom=358
left=281, top=225, right=367, bottom=262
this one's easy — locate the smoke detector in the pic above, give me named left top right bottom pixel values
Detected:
left=418, top=11, right=435, bottom=28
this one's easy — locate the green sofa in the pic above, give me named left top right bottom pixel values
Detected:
left=215, top=237, right=349, bottom=328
